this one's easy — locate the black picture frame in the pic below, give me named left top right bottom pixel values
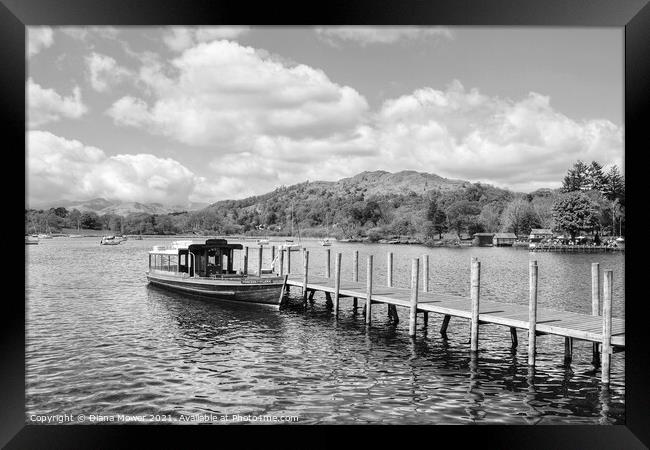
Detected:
left=5, top=0, right=649, bottom=447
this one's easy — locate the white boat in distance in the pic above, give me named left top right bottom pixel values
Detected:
left=100, top=235, right=123, bottom=245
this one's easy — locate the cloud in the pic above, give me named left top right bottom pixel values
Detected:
left=27, top=131, right=221, bottom=205
left=86, top=52, right=132, bottom=92
left=28, top=27, right=54, bottom=56
left=59, top=26, right=121, bottom=42
left=373, top=80, right=623, bottom=191
left=27, top=78, right=88, bottom=127
left=198, top=80, right=623, bottom=197
left=163, top=26, right=250, bottom=51
left=314, top=26, right=454, bottom=47
left=107, top=39, right=369, bottom=147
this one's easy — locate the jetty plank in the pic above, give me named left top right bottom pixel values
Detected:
left=285, top=274, right=624, bottom=348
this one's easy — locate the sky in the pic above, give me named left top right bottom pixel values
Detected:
left=26, top=26, right=624, bottom=207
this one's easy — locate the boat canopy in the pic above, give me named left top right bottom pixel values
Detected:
left=188, top=239, right=243, bottom=253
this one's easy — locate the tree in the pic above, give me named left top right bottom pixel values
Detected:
left=531, top=195, right=556, bottom=229
left=68, top=209, right=81, bottom=230
left=52, top=207, right=68, bottom=218
left=586, top=161, right=606, bottom=191
left=500, top=198, right=540, bottom=236
left=425, top=199, right=448, bottom=238
left=561, top=160, right=589, bottom=192
left=107, top=215, right=125, bottom=233
left=80, top=211, right=100, bottom=230
left=446, top=200, right=481, bottom=238
left=552, top=191, right=599, bottom=240
left=602, top=165, right=625, bottom=203
left=478, top=203, right=502, bottom=232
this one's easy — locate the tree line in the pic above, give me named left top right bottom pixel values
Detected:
left=25, top=161, right=624, bottom=241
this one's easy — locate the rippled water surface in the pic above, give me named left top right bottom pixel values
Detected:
left=26, top=237, right=625, bottom=424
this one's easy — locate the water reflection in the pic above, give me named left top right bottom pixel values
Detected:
left=523, top=366, right=543, bottom=424
left=465, top=352, right=486, bottom=422
left=25, top=238, right=625, bottom=424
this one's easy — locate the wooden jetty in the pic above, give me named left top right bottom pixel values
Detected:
left=278, top=249, right=624, bottom=384
left=529, top=243, right=623, bottom=253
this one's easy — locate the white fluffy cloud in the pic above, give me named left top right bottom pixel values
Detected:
left=163, top=26, right=250, bottom=51
left=107, top=40, right=369, bottom=147
left=27, top=131, right=219, bottom=205
left=373, top=80, right=623, bottom=190
left=27, top=78, right=88, bottom=127
left=28, top=27, right=54, bottom=56
left=197, top=80, right=623, bottom=198
left=315, top=26, right=454, bottom=46
left=86, top=52, right=132, bottom=92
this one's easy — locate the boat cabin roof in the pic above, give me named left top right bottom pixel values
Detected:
left=149, top=238, right=243, bottom=255
left=188, top=239, right=243, bottom=253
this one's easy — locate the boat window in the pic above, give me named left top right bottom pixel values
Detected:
left=168, top=255, right=178, bottom=272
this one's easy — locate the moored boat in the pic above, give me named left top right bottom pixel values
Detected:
left=615, top=237, right=625, bottom=249
left=146, top=239, right=286, bottom=307
left=100, top=235, right=123, bottom=245
left=25, top=235, right=39, bottom=245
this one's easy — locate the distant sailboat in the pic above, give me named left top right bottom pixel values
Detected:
left=275, top=202, right=301, bottom=253
left=320, top=213, right=333, bottom=246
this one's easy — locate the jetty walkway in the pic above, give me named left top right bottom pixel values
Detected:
left=271, top=248, right=623, bottom=384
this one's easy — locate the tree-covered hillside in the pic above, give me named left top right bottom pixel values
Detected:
left=25, top=165, right=624, bottom=242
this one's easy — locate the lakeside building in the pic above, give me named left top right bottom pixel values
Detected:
left=473, top=233, right=495, bottom=247
left=493, top=232, right=518, bottom=246
left=529, top=228, right=553, bottom=242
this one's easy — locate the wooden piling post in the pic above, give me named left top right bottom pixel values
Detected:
left=440, top=315, right=451, bottom=337
left=601, top=270, right=613, bottom=384
left=271, top=245, right=275, bottom=269
left=365, top=255, right=373, bottom=324
left=422, top=254, right=429, bottom=328
left=325, top=248, right=331, bottom=278
left=387, top=252, right=397, bottom=321
left=278, top=249, right=284, bottom=276
left=243, top=246, right=249, bottom=275
left=592, top=262, right=601, bottom=363
left=302, top=250, right=309, bottom=303
left=528, top=260, right=538, bottom=366
left=258, top=245, right=263, bottom=276
left=287, top=248, right=291, bottom=274
left=470, top=258, right=481, bottom=352
left=334, top=252, right=342, bottom=317
left=278, top=274, right=289, bottom=306
left=409, top=258, right=420, bottom=337
left=352, top=250, right=359, bottom=311
left=422, top=254, right=429, bottom=292
left=510, top=327, right=518, bottom=348
left=564, top=337, right=573, bottom=363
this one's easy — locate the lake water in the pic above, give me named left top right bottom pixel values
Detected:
left=25, top=237, right=625, bottom=424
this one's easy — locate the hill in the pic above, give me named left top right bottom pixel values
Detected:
left=200, top=170, right=516, bottom=238
left=30, top=198, right=209, bottom=215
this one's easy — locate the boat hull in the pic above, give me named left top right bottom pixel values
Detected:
left=146, top=272, right=285, bottom=306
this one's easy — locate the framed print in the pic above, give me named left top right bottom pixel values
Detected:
left=5, top=0, right=649, bottom=447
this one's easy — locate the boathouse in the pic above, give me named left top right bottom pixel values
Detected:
left=529, top=228, right=553, bottom=242
left=493, top=232, right=517, bottom=246
left=472, top=233, right=495, bottom=246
